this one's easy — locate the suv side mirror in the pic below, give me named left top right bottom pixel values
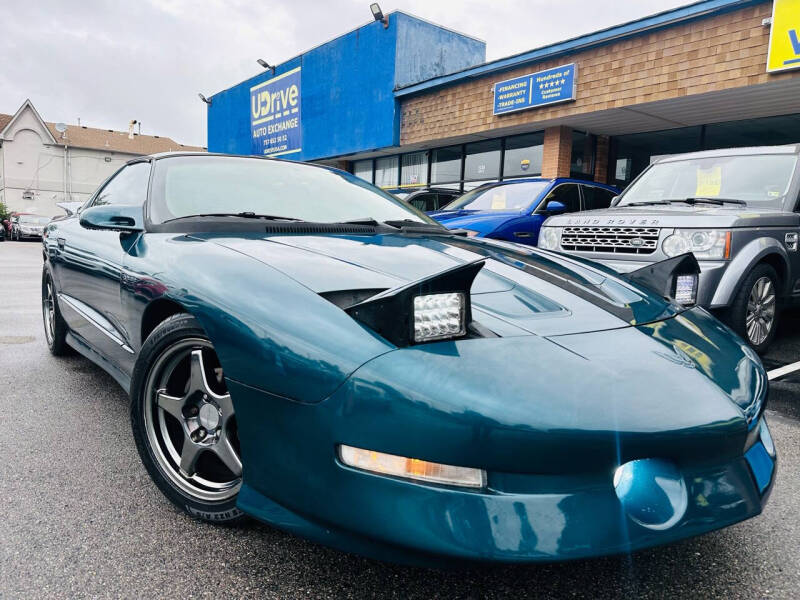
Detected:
left=545, top=200, right=568, bottom=214
left=80, top=204, right=144, bottom=232
left=610, top=196, right=621, bottom=207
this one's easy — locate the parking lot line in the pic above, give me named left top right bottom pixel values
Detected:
left=767, top=359, right=800, bottom=381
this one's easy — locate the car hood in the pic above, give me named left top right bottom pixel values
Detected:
left=429, top=210, right=523, bottom=234
left=545, top=204, right=799, bottom=228
left=197, top=232, right=684, bottom=337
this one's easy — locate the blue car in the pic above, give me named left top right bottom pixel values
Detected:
left=41, top=154, right=774, bottom=565
left=429, top=178, right=619, bottom=245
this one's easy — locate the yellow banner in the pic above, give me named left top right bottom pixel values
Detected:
left=767, top=0, right=800, bottom=73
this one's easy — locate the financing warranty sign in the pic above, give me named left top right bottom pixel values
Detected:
left=767, top=0, right=800, bottom=73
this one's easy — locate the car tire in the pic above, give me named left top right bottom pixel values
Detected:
left=130, top=313, right=245, bottom=524
left=42, top=270, right=70, bottom=356
left=726, top=263, right=780, bottom=354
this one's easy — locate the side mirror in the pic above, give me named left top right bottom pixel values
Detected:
left=545, top=200, right=568, bottom=214
left=80, top=204, right=144, bottom=232
left=610, top=196, right=621, bottom=207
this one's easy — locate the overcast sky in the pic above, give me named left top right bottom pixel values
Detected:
left=0, top=0, right=690, bottom=147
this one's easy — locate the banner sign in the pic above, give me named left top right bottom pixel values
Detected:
left=493, top=63, right=577, bottom=115
left=767, top=0, right=800, bottom=73
left=250, top=66, right=302, bottom=157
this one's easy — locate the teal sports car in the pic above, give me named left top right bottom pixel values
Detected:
left=41, top=153, right=776, bottom=564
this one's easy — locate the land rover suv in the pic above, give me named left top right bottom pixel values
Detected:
left=539, top=144, right=800, bottom=353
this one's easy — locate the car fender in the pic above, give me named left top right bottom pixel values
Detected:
left=711, top=237, right=790, bottom=306
left=123, top=235, right=395, bottom=404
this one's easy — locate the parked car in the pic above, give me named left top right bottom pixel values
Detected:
left=12, top=214, right=50, bottom=240
left=42, top=153, right=774, bottom=564
left=539, top=144, right=800, bottom=353
left=429, top=178, right=619, bottom=245
left=389, top=187, right=462, bottom=212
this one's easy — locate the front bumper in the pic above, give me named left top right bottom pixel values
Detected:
left=588, top=257, right=730, bottom=308
left=227, top=372, right=775, bottom=564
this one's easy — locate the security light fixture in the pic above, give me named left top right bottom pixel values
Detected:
left=198, top=93, right=212, bottom=105
left=370, top=3, right=388, bottom=28
left=257, top=59, right=276, bottom=74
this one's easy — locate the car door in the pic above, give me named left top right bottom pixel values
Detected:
left=580, top=184, right=617, bottom=211
left=56, top=161, right=151, bottom=369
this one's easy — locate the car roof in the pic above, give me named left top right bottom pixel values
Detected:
left=654, top=144, right=800, bottom=164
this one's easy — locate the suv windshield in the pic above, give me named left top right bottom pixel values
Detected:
left=148, top=156, right=434, bottom=225
left=618, top=154, right=798, bottom=209
left=442, top=181, right=549, bottom=212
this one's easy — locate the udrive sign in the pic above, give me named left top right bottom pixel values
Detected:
left=250, top=67, right=302, bottom=157
left=767, top=0, right=800, bottom=73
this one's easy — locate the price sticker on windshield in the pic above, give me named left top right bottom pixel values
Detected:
left=696, top=167, right=721, bottom=197
left=490, top=192, right=507, bottom=210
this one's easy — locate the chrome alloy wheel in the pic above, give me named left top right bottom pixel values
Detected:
left=143, top=338, right=242, bottom=502
left=42, top=280, right=56, bottom=345
left=746, top=276, right=776, bottom=346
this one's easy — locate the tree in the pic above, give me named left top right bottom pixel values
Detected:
left=0, top=200, right=8, bottom=222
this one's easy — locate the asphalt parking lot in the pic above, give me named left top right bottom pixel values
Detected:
left=1, top=239, right=799, bottom=599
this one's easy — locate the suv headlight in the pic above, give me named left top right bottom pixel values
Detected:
left=662, top=229, right=730, bottom=260
left=539, top=227, right=560, bottom=250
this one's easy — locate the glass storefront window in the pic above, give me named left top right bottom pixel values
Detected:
left=431, top=146, right=462, bottom=184
left=504, top=133, right=544, bottom=177
left=464, top=140, right=501, bottom=181
left=353, top=160, right=373, bottom=183
left=611, top=126, right=703, bottom=188
left=570, top=131, right=595, bottom=180
left=374, top=156, right=399, bottom=188
left=401, top=152, right=428, bottom=187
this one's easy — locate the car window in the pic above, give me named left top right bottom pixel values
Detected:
left=443, top=181, right=549, bottom=212
left=409, top=193, right=436, bottom=212
left=93, top=162, right=151, bottom=207
left=582, top=185, right=617, bottom=210
left=149, top=156, right=434, bottom=225
left=541, top=184, right=580, bottom=212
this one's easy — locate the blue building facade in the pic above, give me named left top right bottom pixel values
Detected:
left=207, top=12, right=484, bottom=162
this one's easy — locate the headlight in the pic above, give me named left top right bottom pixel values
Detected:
left=662, top=229, right=730, bottom=260
left=413, top=292, right=465, bottom=343
left=539, top=227, right=560, bottom=250
left=338, top=444, right=486, bottom=488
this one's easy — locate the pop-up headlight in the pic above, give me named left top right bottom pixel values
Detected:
left=413, top=292, right=465, bottom=342
left=673, top=274, right=698, bottom=305
left=346, top=259, right=484, bottom=347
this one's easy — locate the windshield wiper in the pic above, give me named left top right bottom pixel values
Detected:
left=382, top=219, right=449, bottom=231
left=622, top=201, right=672, bottom=207
left=164, top=212, right=303, bottom=223
left=668, top=198, right=747, bottom=206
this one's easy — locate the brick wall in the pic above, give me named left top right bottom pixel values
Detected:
left=400, top=2, right=793, bottom=146
left=542, top=126, right=572, bottom=178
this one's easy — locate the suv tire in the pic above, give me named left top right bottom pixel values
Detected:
left=726, top=263, right=780, bottom=354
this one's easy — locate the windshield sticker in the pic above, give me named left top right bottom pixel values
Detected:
left=696, top=167, right=721, bottom=197
left=490, top=193, right=507, bottom=210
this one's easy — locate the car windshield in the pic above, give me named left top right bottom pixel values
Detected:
left=148, top=156, right=435, bottom=225
left=618, top=154, right=798, bottom=209
left=19, top=216, right=50, bottom=225
left=442, top=181, right=549, bottom=212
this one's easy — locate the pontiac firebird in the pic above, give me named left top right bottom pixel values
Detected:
left=41, top=153, right=776, bottom=564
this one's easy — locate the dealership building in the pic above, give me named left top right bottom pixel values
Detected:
left=207, top=0, right=800, bottom=193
